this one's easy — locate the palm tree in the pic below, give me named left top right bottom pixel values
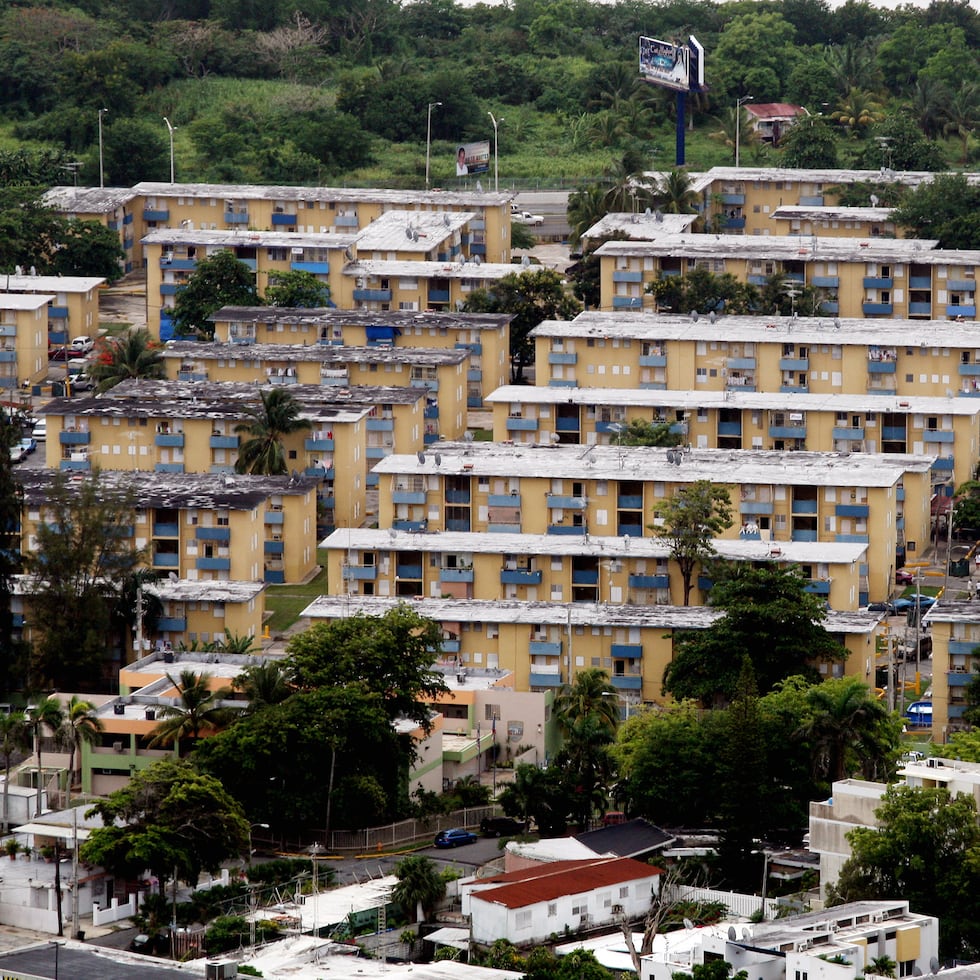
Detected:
left=797, top=677, right=895, bottom=784
left=0, top=712, right=29, bottom=830
left=909, top=77, right=948, bottom=140
left=216, top=631, right=260, bottom=656
left=943, top=82, right=980, bottom=165
left=234, top=388, right=311, bottom=476
left=90, top=329, right=166, bottom=393
left=392, top=855, right=445, bottom=924
left=232, top=661, right=292, bottom=711
left=710, top=105, right=758, bottom=164
left=26, top=697, right=64, bottom=817
left=147, top=670, right=235, bottom=753
left=653, top=168, right=700, bottom=215
left=554, top=667, right=620, bottom=737
left=60, top=696, right=103, bottom=805
left=824, top=41, right=881, bottom=96
left=567, top=184, right=609, bottom=245
left=832, top=88, right=883, bottom=137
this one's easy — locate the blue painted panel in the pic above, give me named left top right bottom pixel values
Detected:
left=924, top=430, right=955, bottom=443
left=392, top=490, right=426, bottom=505
left=354, top=289, right=392, bottom=302
left=344, top=565, right=377, bottom=580
left=723, top=217, right=746, bottom=229
left=946, top=671, right=975, bottom=686
left=931, top=457, right=955, bottom=471
left=612, top=296, right=643, bottom=309
left=949, top=640, right=980, bottom=655
left=793, top=499, right=818, bottom=514
left=158, top=617, right=187, bottom=631
left=863, top=276, right=894, bottom=289
left=155, top=463, right=184, bottom=473
left=548, top=379, right=578, bottom=387
left=629, top=574, right=668, bottom=589
left=836, top=503, right=869, bottom=518
left=153, top=553, right=179, bottom=567
left=618, top=524, right=643, bottom=536
left=501, top=569, right=542, bottom=584
left=224, top=211, right=249, bottom=224
left=779, top=358, right=809, bottom=371
left=791, top=529, right=819, bottom=542
left=530, top=672, right=562, bottom=687
left=770, top=425, right=807, bottom=438
left=909, top=302, right=932, bottom=315
left=883, top=426, right=906, bottom=440
left=720, top=193, right=745, bottom=205
left=836, top=534, right=869, bottom=543
left=263, top=540, right=284, bottom=555
left=820, top=301, right=839, bottom=313
left=639, top=354, right=667, bottom=367
left=264, top=569, right=285, bottom=584
left=718, top=422, right=741, bottom=436
left=428, top=289, right=450, bottom=303
left=530, top=641, right=561, bottom=656
left=155, top=433, right=184, bottom=447
left=59, top=459, right=91, bottom=471
left=271, top=212, right=298, bottom=225
left=441, top=568, right=474, bottom=583
left=547, top=525, right=585, bottom=535
left=867, top=360, right=897, bottom=373
left=612, top=270, right=643, bottom=282
left=393, top=520, right=426, bottom=532
left=810, top=276, right=838, bottom=288
left=153, top=523, right=179, bottom=537
left=548, top=352, right=577, bottom=364
left=455, top=342, right=483, bottom=354
left=265, top=510, right=284, bottom=524
left=948, top=305, right=977, bottom=317
left=863, top=303, right=894, bottom=315
left=804, top=581, right=831, bottom=595
left=547, top=495, right=586, bottom=509
left=196, top=527, right=231, bottom=541
left=488, top=523, right=522, bottom=533
left=291, top=261, right=329, bottom=274
left=556, top=417, right=580, bottom=432
left=59, top=430, right=91, bottom=445
left=618, top=495, right=643, bottom=508
left=832, top=427, right=864, bottom=440
left=144, top=209, right=169, bottom=221
left=488, top=494, right=521, bottom=507
left=909, top=276, right=931, bottom=289
left=571, top=570, right=598, bottom=585
left=611, top=675, right=642, bottom=690
left=445, top=490, right=470, bottom=504
left=611, top=644, right=643, bottom=658
left=727, top=357, right=756, bottom=370
left=740, top=501, right=773, bottom=514
left=335, top=214, right=359, bottom=227
left=210, top=435, right=238, bottom=449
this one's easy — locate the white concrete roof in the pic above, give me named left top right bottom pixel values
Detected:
left=0, top=294, right=56, bottom=310
left=354, top=209, right=475, bottom=252
left=771, top=205, right=896, bottom=223
left=923, top=598, right=980, bottom=624
left=345, top=258, right=518, bottom=280
left=582, top=211, right=698, bottom=241
left=505, top=837, right=602, bottom=863
left=373, top=442, right=933, bottom=486
left=0, top=274, right=105, bottom=292
left=555, top=931, right=649, bottom=973
left=143, top=228, right=357, bottom=248
left=42, top=185, right=138, bottom=212
left=535, top=310, right=980, bottom=347
left=695, top=166, right=980, bottom=188
left=163, top=339, right=468, bottom=366
left=143, top=579, right=266, bottom=604
left=485, top=384, right=980, bottom=417
left=322, top=527, right=868, bottom=566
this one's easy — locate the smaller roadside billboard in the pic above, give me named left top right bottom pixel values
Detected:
left=455, top=141, right=490, bottom=176
left=639, top=36, right=690, bottom=93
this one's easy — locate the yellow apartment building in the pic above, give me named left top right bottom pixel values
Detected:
left=580, top=211, right=699, bottom=250
left=922, top=601, right=980, bottom=743
left=486, top=386, right=978, bottom=493
left=770, top=205, right=898, bottom=239
left=323, top=527, right=868, bottom=611
left=209, top=307, right=511, bottom=408
left=41, top=186, right=139, bottom=273
left=39, top=378, right=378, bottom=532
left=131, top=180, right=513, bottom=263
left=301, top=595, right=881, bottom=709
left=594, top=237, right=979, bottom=320
left=372, top=443, right=935, bottom=603
left=161, top=341, right=469, bottom=446
left=18, top=469, right=318, bottom=585
left=0, top=294, right=50, bottom=392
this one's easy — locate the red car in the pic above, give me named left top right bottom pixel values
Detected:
left=896, top=568, right=915, bottom=585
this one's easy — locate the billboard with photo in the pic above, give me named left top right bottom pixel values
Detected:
left=454, top=141, right=490, bottom=176
left=639, top=36, right=690, bottom=92
left=688, top=35, right=706, bottom=91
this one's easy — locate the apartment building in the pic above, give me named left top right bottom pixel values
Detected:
left=323, top=528, right=868, bottom=611
left=770, top=205, right=898, bottom=239
left=594, top=236, right=979, bottom=320
left=371, top=443, right=934, bottom=602
left=41, top=186, right=139, bottom=272
left=0, top=274, right=104, bottom=357
left=161, top=341, right=468, bottom=446
left=209, top=307, right=511, bottom=408
left=301, top=595, right=880, bottom=709
left=922, top=600, right=980, bottom=742
left=18, top=469, right=318, bottom=585
left=0, top=294, right=51, bottom=391
left=39, top=378, right=388, bottom=531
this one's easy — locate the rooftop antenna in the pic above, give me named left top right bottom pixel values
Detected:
left=727, top=927, right=737, bottom=940
left=683, top=918, right=694, bottom=930
left=475, top=179, right=484, bottom=193
left=463, top=430, right=474, bottom=442
left=417, top=451, right=426, bottom=465
left=434, top=453, right=442, bottom=466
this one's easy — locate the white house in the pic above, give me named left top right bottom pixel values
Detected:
left=460, top=857, right=661, bottom=946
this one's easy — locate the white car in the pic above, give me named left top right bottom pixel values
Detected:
left=512, top=210, right=544, bottom=226
left=70, top=336, right=94, bottom=355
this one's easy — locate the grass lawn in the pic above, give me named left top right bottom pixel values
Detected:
left=263, top=548, right=329, bottom=633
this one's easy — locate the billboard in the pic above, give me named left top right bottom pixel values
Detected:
left=639, top=36, right=690, bottom=93
left=688, top=35, right=706, bottom=91
left=455, top=141, right=490, bottom=176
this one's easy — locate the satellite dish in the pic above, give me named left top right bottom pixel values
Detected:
left=690, top=311, right=699, bottom=322
left=168, top=571, right=179, bottom=582
left=728, top=927, right=737, bottom=940
left=463, top=430, right=474, bottom=442
left=644, top=207, right=652, bottom=217
left=683, top=918, right=694, bottom=930
left=913, top=969, right=923, bottom=977
left=412, top=229, right=419, bottom=242
left=405, top=226, right=414, bottom=240
left=708, top=311, right=717, bottom=323
left=521, top=255, right=531, bottom=268
left=870, top=194, right=880, bottom=207
left=434, top=453, right=442, bottom=466
left=472, top=254, right=481, bottom=266
left=291, top=469, right=300, bottom=480
left=344, top=246, right=353, bottom=260
left=741, top=927, right=751, bottom=940
left=417, top=451, right=426, bottom=464
left=475, top=179, right=483, bottom=193
left=655, top=209, right=663, bottom=223
left=443, top=214, right=450, bottom=226
left=834, top=317, right=841, bottom=330
left=388, top=527, right=397, bottom=540
left=455, top=300, right=465, bottom=312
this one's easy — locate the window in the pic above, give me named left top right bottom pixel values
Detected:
left=548, top=903, right=558, bottom=917
left=516, top=910, right=532, bottom=929
left=485, top=704, right=500, bottom=721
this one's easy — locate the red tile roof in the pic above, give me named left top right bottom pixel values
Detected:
left=471, top=857, right=661, bottom=910
left=746, top=103, right=807, bottom=119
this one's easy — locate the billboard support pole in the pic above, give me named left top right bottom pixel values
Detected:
left=675, top=91, right=686, bottom=167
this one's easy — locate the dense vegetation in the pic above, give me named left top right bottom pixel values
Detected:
left=0, top=0, right=976, bottom=191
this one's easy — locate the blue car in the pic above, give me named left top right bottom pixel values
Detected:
left=18, top=437, right=36, bottom=456
left=434, top=828, right=478, bottom=848
left=892, top=595, right=937, bottom=612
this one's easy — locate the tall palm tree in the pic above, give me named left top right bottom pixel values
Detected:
left=908, top=77, right=948, bottom=140
left=824, top=41, right=881, bottom=96
left=392, top=855, right=445, bottom=924
left=27, top=697, right=64, bottom=817
left=232, top=661, right=292, bottom=711
left=654, top=168, right=700, bottom=215
left=216, top=631, right=260, bottom=656
left=60, top=696, right=103, bottom=805
left=833, top=88, right=883, bottom=137
left=943, top=82, right=979, bottom=165
left=147, top=670, right=235, bottom=754
left=91, top=329, right=166, bottom=393
left=234, top=388, right=311, bottom=475
left=710, top=105, right=758, bottom=164
left=554, top=667, right=620, bottom=737
left=567, top=184, right=609, bottom=245
left=0, top=712, right=29, bottom=831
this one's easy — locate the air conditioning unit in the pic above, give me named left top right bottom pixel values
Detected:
left=205, top=962, right=238, bottom=980
left=145, top=709, right=156, bottom=721
left=112, top=703, right=125, bottom=716
left=112, top=741, right=123, bottom=753
left=871, top=911, right=885, bottom=923
left=612, top=904, right=625, bottom=915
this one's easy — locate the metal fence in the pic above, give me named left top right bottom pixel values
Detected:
left=324, top=805, right=498, bottom=854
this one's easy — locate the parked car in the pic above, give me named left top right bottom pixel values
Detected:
left=512, top=209, right=544, bottom=226
left=31, top=420, right=46, bottom=441
left=70, top=336, right=94, bottom=354
left=18, top=437, right=36, bottom=456
left=434, top=828, right=478, bottom=848
left=8, top=445, right=26, bottom=464
left=480, top=816, right=525, bottom=838
left=48, top=347, right=71, bottom=361
left=895, top=568, right=915, bottom=585
left=867, top=601, right=896, bottom=614
left=70, top=372, right=94, bottom=391
left=891, top=595, right=937, bottom=612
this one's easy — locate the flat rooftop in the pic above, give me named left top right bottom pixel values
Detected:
left=101, top=378, right=425, bottom=405
left=163, top=340, right=469, bottom=366
left=210, top=306, right=511, bottom=330
left=0, top=293, right=55, bottom=310
left=345, top=258, right=519, bottom=280
left=354, top=208, right=475, bottom=252
left=0, top=942, right=208, bottom=979
left=0, top=274, right=105, bottom=292
left=691, top=165, right=980, bottom=187
left=143, top=228, right=357, bottom=248
left=322, top=527, right=868, bottom=566
left=42, top=185, right=138, bottom=212
left=582, top=210, right=698, bottom=241
left=923, top=598, right=980, bottom=624
left=485, top=384, right=980, bottom=417
left=771, top=205, right=896, bottom=223
left=143, top=579, right=266, bottom=604
left=373, top=442, right=934, bottom=486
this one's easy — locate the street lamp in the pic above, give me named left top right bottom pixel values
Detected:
left=425, top=101, right=442, bottom=190
left=488, top=111, right=503, bottom=193
left=751, top=848, right=770, bottom=918
left=163, top=117, right=176, bottom=184
left=734, top=95, right=753, bottom=168
left=97, top=108, right=108, bottom=188
left=247, top=822, right=269, bottom=867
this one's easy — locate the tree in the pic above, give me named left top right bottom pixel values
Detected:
left=48, top=219, right=124, bottom=283
left=0, top=712, right=28, bottom=830
left=23, top=471, right=144, bottom=690
left=663, top=566, right=848, bottom=705
left=498, top=763, right=574, bottom=837
left=653, top=169, right=700, bottom=215
left=711, top=105, right=759, bottom=164
left=27, top=696, right=63, bottom=818
left=942, top=81, right=980, bottom=165
left=0, top=409, right=25, bottom=692
left=649, top=480, right=733, bottom=606
left=567, top=184, right=609, bottom=245
left=829, top=785, right=980, bottom=959
left=171, top=250, right=259, bottom=339
left=147, top=670, right=237, bottom=754
left=60, top=696, right=103, bottom=805
left=392, top=855, right=445, bottom=923
left=82, top=758, right=248, bottom=895
left=832, top=87, right=884, bottom=136
left=90, top=329, right=166, bottom=392
left=612, top=418, right=682, bottom=447
left=780, top=116, right=841, bottom=169
left=284, top=605, right=449, bottom=732
left=646, top=268, right=757, bottom=316
left=232, top=660, right=292, bottom=711
left=891, top=173, right=980, bottom=249
left=797, top=677, right=899, bottom=785
left=462, top=268, right=581, bottom=383
left=856, top=114, right=946, bottom=172
left=99, top=117, right=171, bottom=187
left=233, top=388, right=311, bottom=476
left=265, top=270, right=331, bottom=308
left=510, top=221, right=537, bottom=251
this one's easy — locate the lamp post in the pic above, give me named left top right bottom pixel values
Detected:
left=163, top=117, right=176, bottom=184
left=247, top=822, right=269, bottom=867
left=488, top=111, right=503, bottom=192
left=734, top=95, right=753, bottom=168
left=425, top=101, right=442, bottom=190
left=751, top=848, right=770, bottom=918
left=97, top=108, right=108, bottom=188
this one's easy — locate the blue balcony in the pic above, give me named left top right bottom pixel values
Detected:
left=629, top=574, right=668, bottom=589
left=959, top=363, right=980, bottom=377
left=897, top=487, right=905, bottom=501
left=153, top=522, right=179, bottom=537
left=488, top=523, right=521, bottom=533
left=396, top=563, right=423, bottom=580
left=195, top=527, right=231, bottom=543
left=423, top=432, right=441, bottom=445
left=718, top=421, right=741, bottom=436
left=867, top=360, right=896, bottom=373
left=556, top=417, right=581, bottom=431
left=445, top=490, right=470, bottom=504
left=366, top=418, right=394, bottom=432
left=143, top=209, right=169, bottom=221
left=571, top=570, right=598, bottom=585
left=392, top=520, right=426, bottom=532
left=618, top=495, right=643, bottom=509
left=59, top=458, right=91, bottom=471
left=618, top=523, right=643, bottom=536
left=947, top=671, right=975, bottom=686
left=612, top=296, right=644, bottom=309
left=0, top=351, right=17, bottom=366
left=924, top=429, right=955, bottom=444
left=548, top=379, right=578, bottom=387
left=529, top=641, right=562, bottom=656
left=59, top=430, right=91, bottom=445
left=265, top=510, right=284, bottom=524
left=271, top=212, right=298, bottom=226
left=466, top=368, right=482, bottom=382
left=0, top=377, right=16, bottom=390
left=722, top=216, right=746, bottom=229
left=160, top=283, right=181, bottom=296
left=863, top=302, right=894, bottom=315
left=947, top=305, right=977, bottom=318
left=547, top=495, right=586, bottom=509
left=153, top=552, right=179, bottom=567
left=427, top=289, right=450, bottom=304
left=820, top=301, right=839, bottom=314
left=155, top=432, right=184, bottom=447
left=863, top=277, right=893, bottom=289
left=344, top=564, right=377, bottom=581
left=611, top=644, right=643, bottom=659
left=612, top=270, right=643, bottom=283
left=488, top=493, right=522, bottom=507
left=948, top=640, right=980, bottom=655
left=791, top=529, right=819, bottom=542
left=799, top=195, right=824, bottom=206
left=441, top=567, right=474, bottom=583
left=440, top=639, right=460, bottom=654
left=198, top=556, right=231, bottom=570
left=949, top=705, right=968, bottom=718
left=411, top=378, right=439, bottom=390
left=639, top=354, right=667, bottom=367
left=611, top=675, right=642, bottom=690
left=832, top=427, right=864, bottom=440
left=47, top=331, right=66, bottom=345
left=305, top=436, right=335, bottom=451
left=698, top=575, right=714, bottom=591
left=470, top=242, right=486, bottom=255
left=720, top=193, right=745, bottom=205
left=210, top=435, right=239, bottom=449
left=264, top=568, right=285, bottom=584
left=335, top=214, right=359, bottom=227
left=353, top=289, right=392, bottom=302
left=158, top=616, right=187, bottom=632
left=770, top=425, right=807, bottom=439
left=792, top=499, right=818, bottom=514
left=501, top=569, right=542, bottom=585
left=740, top=501, right=773, bottom=514
left=948, top=280, right=975, bottom=292
left=224, top=211, right=249, bottom=224
left=548, top=352, right=577, bottom=364
left=931, top=457, right=955, bottom=472
left=46, top=305, right=69, bottom=320
left=424, top=405, right=439, bottom=419
left=804, top=580, right=831, bottom=595
left=264, top=539, right=285, bottom=556
left=547, top=525, right=585, bottom=535
left=727, top=357, right=756, bottom=370
left=909, top=302, right=932, bottom=316
left=455, top=342, right=483, bottom=354
left=836, top=503, right=869, bottom=518
left=392, top=490, right=426, bottom=505
left=155, top=462, right=185, bottom=473
left=883, top=426, right=906, bottom=441
left=291, top=261, right=329, bottom=274
left=811, top=276, right=839, bottom=288
left=779, top=358, right=809, bottom=371
left=530, top=672, right=562, bottom=687
left=910, top=276, right=931, bottom=289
